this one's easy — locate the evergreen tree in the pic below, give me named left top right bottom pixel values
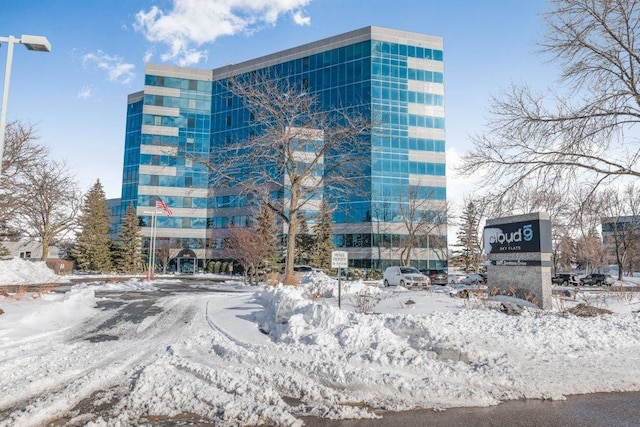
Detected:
left=310, top=199, right=334, bottom=269
left=455, top=200, right=483, bottom=273
left=255, top=203, right=280, bottom=274
left=295, top=212, right=313, bottom=264
left=71, top=180, right=113, bottom=272
left=556, top=235, right=575, bottom=273
left=0, top=243, right=10, bottom=259
left=114, top=203, right=143, bottom=273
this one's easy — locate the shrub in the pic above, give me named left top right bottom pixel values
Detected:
left=366, top=269, right=383, bottom=280
left=352, top=286, right=381, bottom=314
left=348, top=269, right=364, bottom=280
left=205, top=261, right=215, bottom=273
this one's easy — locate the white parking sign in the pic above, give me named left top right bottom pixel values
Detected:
left=331, top=251, right=348, bottom=269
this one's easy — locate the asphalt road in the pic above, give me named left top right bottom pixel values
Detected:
left=303, top=391, right=640, bottom=427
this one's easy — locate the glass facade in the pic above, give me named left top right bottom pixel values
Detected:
left=117, top=26, right=447, bottom=270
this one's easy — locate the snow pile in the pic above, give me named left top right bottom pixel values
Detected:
left=248, top=278, right=640, bottom=410
left=0, top=258, right=59, bottom=285
left=0, top=284, right=97, bottom=344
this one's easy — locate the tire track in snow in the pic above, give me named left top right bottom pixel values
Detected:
left=0, top=293, right=205, bottom=426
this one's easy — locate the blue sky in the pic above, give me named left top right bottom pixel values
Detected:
left=0, top=0, right=556, bottom=204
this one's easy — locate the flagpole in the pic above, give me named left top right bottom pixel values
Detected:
left=147, top=208, right=157, bottom=280
left=152, top=208, right=158, bottom=278
left=147, top=199, right=171, bottom=280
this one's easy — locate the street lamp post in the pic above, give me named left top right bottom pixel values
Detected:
left=0, top=34, right=51, bottom=175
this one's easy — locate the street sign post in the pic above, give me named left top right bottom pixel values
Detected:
left=331, top=251, right=348, bottom=308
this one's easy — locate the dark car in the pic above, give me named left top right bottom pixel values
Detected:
left=551, top=273, right=580, bottom=286
left=580, top=273, right=614, bottom=287
left=420, top=269, right=448, bottom=286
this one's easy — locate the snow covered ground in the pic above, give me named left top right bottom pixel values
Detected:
left=1, top=258, right=640, bottom=426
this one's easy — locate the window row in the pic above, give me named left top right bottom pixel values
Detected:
left=373, top=40, right=443, bottom=62
left=145, top=75, right=213, bottom=93
left=372, top=182, right=446, bottom=199
left=144, top=94, right=211, bottom=112
left=407, top=69, right=444, bottom=84
left=223, top=41, right=372, bottom=78
left=374, top=111, right=445, bottom=129
left=143, top=114, right=211, bottom=132
left=142, top=237, right=207, bottom=250
left=333, top=233, right=447, bottom=248
left=371, top=64, right=444, bottom=85
left=408, top=91, right=444, bottom=107
left=140, top=216, right=207, bottom=229
left=211, top=194, right=252, bottom=208
left=139, top=174, right=208, bottom=187
left=139, top=194, right=208, bottom=209
left=373, top=137, right=445, bottom=152
left=369, top=86, right=444, bottom=107
left=207, top=216, right=252, bottom=228
left=409, top=114, right=445, bottom=129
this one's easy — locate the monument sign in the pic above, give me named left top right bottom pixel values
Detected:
left=484, top=212, right=552, bottom=309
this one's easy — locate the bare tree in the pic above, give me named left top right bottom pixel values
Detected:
left=555, top=235, right=575, bottom=272
left=575, top=232, right=606, bottom=273
left=12, top=159, right=81, bottom=260
left=155, top=238, right=181, bottom=273
left=493, top=180, right=577, bottom=274
left=201, top=72, right=371, bottom=284
left=571, top=188, right=608, bottom=273
left=225, top=225, right=268, bottom=284
left=0, top=122, right=48, bottom=223
left=394, top=187, right=448, bottom=267
left=600, top=184, right=640, bottom=279
left=371, top=201, right=395, bottom=269
left=460, top=0, right=640, bottom=200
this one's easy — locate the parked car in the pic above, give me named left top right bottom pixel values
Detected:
left=293, top=265, right=314, bottom=272
left=580, top=273, right=614, bottom=286
left=551, top=273, right=580, bottom=286
left=459, top=273, right=487, bottom=285
left=447, top=273, right=465, bottom=284
left=420, top=269, right=448, bottom=286
left=383, top=266, right=430, bottom=288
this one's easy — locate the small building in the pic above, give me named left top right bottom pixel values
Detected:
left=1, top=241, right=64, bottom=260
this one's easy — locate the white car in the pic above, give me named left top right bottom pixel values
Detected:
left=383, top=266, right=430, bottom=288
left=459, top=273, right=487, bottom=285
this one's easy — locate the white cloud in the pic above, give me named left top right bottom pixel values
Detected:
left=292, top=10, right=311, bottom=25
left=134, top=0, right=314, bottom=66
left=82, top=51, right=136, bottom=85
left=77, top=86, right=94, bottom=100
left=142, top=48, right=154, bottom=64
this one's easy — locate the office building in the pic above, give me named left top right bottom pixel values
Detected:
left=115, top=26, right=447, bottom=272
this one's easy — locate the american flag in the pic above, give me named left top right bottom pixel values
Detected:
left=155, top=198, right=173, bottom=216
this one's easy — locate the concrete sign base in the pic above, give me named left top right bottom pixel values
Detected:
left=484, top=212, right=552, bottom=310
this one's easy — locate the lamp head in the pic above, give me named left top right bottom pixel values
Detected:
left=20, top=34, right=51, bottom=52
